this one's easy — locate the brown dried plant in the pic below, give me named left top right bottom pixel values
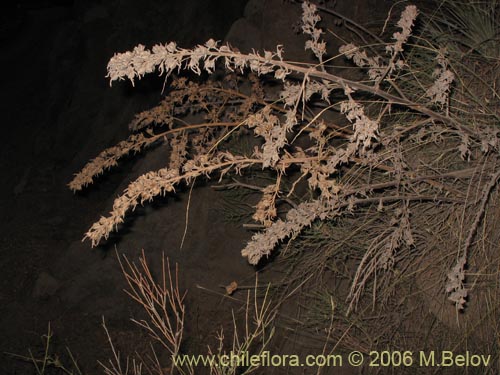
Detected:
left=206, top=281, right=276, bottom=375
left=100, top=252, right=190, bottom=375
left=118, top=251, right=186, bottom=359
left=100, top=253, right=275, bottom=375
left=70, top=2, right=500, bottom=314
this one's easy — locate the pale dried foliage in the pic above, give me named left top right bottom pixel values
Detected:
left=101, top=254, right=274, bottom=375
left=98, top=252, right=188, bottom=375
left=68, top=133, right=157, bottom=192
left=347, top=202, right=414, bottom=312
left=207, top=281, right=276, bottom=375
left=118, top=251, right=186, bottom=358
left=99, top=319, right=149, bottom=375
left=338, top=43, right=384, bottom=81
left=252, top=184, right=278, bottom=226
left=425, top=48, right=455, bottom=108
left=71, top=2, right=500, bottom=314
left=301, top=1, right=326, bottom=61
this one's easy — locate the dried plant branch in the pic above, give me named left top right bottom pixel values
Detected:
left=207, top=279, right=276, bottom=375
left=71, top=2, right=500, bottom=316
left=117, top=251, right=186, bottom=358
left=446, top=166, right=500, bottom=310
left=106, top=35, right=475, bottom=136
left=99, top=318, right=144, bottom=375
left=69, top=134, right=159, bottom=192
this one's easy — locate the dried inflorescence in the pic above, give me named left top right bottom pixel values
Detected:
left=301, top=1, right=327, bottom=61
left=242, top=199, right=330, bottom=265
left=107, top=38, right=290, bottom=86
left=387, top=5, right=418, bottom=55
left=338, top=44, right=384, bottom=81
left=252, top=184, right=279, bottom=227
left=72, top=3, right=498, bottom=312
left=446, top=255, right=467, bottom=311
left=426, top=49, right=455, bottom=108
left=340, top=86, right=379, bottom=155
left=69, top=133, right=158, bottom=192
left=246, top=106, right=295, bottom=168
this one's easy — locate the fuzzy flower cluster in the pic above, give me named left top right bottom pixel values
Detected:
left=85, top=152, right=252, bottom=246
left=280, top=80, right=333, bottom=108
left=107, top=39, right=291, bottom=86
left=301, top=1, right=326, bottom=60
left=426, top=49, right=455, bottom=107
left=386, top=5, right=418, bottom=56
left=294, top=145, right=343, bottom=201
left=445, top=256, right=467, bottom=310
left=382, top=5, right=419, bottom=79
left=340, top=87, right=379, bottom=155
left=246, top=106, right=295, bottom=168
left=241, top=199, right=330, bottom=265
left=339, top=5, right=418, bottom=86
left=252, top=184, right=278, bottom=226
left=339, top=44, right=385, bottom=81
left=85, top=167, right=180, bottom=246
left=304, top=161, right=342, bottom=200
left=68, top=133, right=157, bottom=192
left=168, top=133, right=189, bottom=170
